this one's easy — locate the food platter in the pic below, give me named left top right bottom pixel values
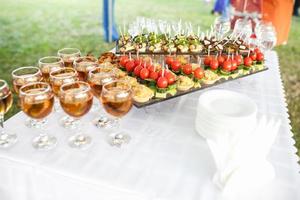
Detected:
left=99, top=51, right=267, bottom=109
left=132, top=66, right=268, bottom=108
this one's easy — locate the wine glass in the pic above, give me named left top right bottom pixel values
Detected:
left=233, top=18, right=252, bottom=41
left=49, top=67, right=78, bottom=123
left=87, top=67, right=116, bottom=128
left=19, top=82, right=56, bottom=150
left=101, top=80, right=133, bottom=147
left=11, top=66, right=44, bottom=128
left=214, top=17, right=231, bottom=38
left=59, top=81, right=93, bottom=149
left=38, top=56, right=64, bottom=83
left=255, top=22, right=277, bottom=51
left=11, top=66, right=43, bottom=94
left=73, top=56, right=98, bottom=81
left=57, top=48, right=81, bottom=68
left=0, top=79, right=17, bottom=148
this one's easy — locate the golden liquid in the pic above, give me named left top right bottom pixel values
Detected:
left=0, top=92, right=13, bottom=115
left=77, top=71, right=87, bottom=81
left=64, top=60, right=73, bottom=68
left=42, top=72, right=50, bottom=83
left=12, top=81, right=22, bottom=94
left=101, top=96, right=132, bottom=117
left=21, top=89, right=54, bottom=119
left=50, top=75, right=77, bottom=96
left=60, top=92, right=93, bottom=118
left=88, top=82, right=103, bottom=98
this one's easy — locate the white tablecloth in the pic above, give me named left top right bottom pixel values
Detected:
left=0, top=51, right=299, bottom=200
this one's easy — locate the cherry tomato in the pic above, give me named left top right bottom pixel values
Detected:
left=149, top=71, right=158, bottom=81
left=193, top=67, right=204, bottom=80
left=254, top=48, right=261, bottom=54
left=217, top=55, right=225, bottom=66
left=171, top=60, right=181, bottom=72
left=204, top=56, right=212, bottom=66
left=133, top=65, right=143, bottom=77
left=166, top=73, right=176, bottom=85
left=140, top=68, right=150, bottom=79
left=134, top=58, right=143, bottom=67
left=158, top=69, right=170, bottom=77
left=125, top=60, right=135, bottom=72
left=210, top=59, right=219, bottom=70
left=120, top=56, right=129, bottom=67
left=157, top=77, right=168, bottom=88
left=244, top=57, right=253, bottom=67
left=165, top=56, right=174, bottom=65
left=222, top=60, right=232, bottom=71
left=182, top=64, right=193, bottom=75
left=234, top=55, right=243, bottom=66
left=231, top=60, right=238, bottom=71
left=250, top=53, right=257, bottom=61
left=256, top=52, right=264, bottom=62
left=147, top=64, right=155, bottom=72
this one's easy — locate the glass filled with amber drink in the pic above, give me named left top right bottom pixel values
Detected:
left=74, top=56, right=98, bottom=81
left=49, top=67, right=78, bottom=125
left=88, top=67, right=116, bottom=128
left=101, top=80, right=133, bottom=147
left=12, top=66, right=44, bottom=128
left=0, top=79, right=17, bottom=148
left=59, top=81, right=93, bottom=149
left=11, top=66, right=43, bottom=94
left=38, top=56, right=64, bottom=83
left=19, top=82, right=56, bottom=150
left=57, top=48, right=81, bottom=68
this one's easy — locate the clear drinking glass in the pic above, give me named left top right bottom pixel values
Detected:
left=73, top=56, right=98, bottom=81
left=255, top=22, right=277, bottom=51
left=19, top=82, right=57, bottom=150
left=12, top=66, right=44, bottom=128
left=38, top=56, right=64, bottom=83
left=233, top=18, right=252, bottom=41
left=0, top=80, right=17, bottom=148
left=59, top=81, right=93, bottom=149
left=57, top=48, right=81, bottom=68
left=101, top=80, right=133, bottom=147
left=214, top=17, right=231, bottom=38
left=87, top=67, right=116, bottom=128
left=49, top=67, right=79, bottom=127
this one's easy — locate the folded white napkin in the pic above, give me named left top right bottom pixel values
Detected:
left=205, top=116, right=281, bottom=199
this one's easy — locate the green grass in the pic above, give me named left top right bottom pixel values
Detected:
left=0, top=0, right=299, bottom=155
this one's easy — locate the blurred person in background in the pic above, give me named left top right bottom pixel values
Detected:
left=212, top=0, right=230, bottom=19
left=293, top=0, right=299, bottom=17
left=103, top=0, right=119, bottom=42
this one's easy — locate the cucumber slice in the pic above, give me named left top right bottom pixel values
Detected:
left=167, top=88, right=177, bottom=96
left=155, top=92, right=167, bottom=98
left=168, top=84, right=177, bottom=90
left=219, top=69, right=231, bottom=75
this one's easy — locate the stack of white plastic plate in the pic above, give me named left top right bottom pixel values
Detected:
left=195, top=89, right=258, bottom=140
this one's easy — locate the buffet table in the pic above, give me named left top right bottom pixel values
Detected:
left=0, top=51, right=299, bottom=200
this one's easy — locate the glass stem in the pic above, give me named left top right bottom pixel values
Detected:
left=0, top=114, right=4, bottom=130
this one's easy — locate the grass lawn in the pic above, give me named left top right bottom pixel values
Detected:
left=0, top=0, right=299, bottom=155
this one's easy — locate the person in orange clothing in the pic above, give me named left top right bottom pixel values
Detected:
left=231, top=0, right=294, bottom=45
left=262, top=0, right=294, bottom=45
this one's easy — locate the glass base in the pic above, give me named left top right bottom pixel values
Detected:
left=25, top=118, right=46, bottom=128
left=32, top=135, right=57, bottom=150
left=0, top=133, right=17, bottom=148
left=93, top=116, right=115, bottom=129
left=107, top=132, right=131, bottom=147
left=60, top=116, right=79, bottom=129
left=68, top=134, right=92, bottom=149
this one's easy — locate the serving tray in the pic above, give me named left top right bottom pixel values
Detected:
left=133, top=66, right=268, bottom=108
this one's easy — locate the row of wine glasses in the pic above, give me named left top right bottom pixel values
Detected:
left=0, top=48, right=133, bottom=150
